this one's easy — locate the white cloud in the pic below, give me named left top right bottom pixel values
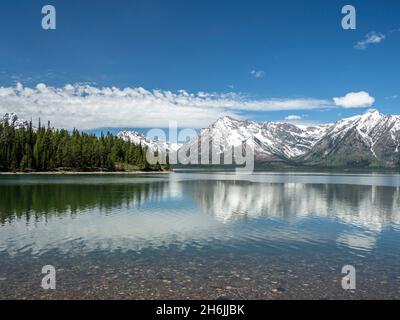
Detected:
left=0, top=83, right=333, bottom=129
left=355, top=32, right=386, bottom=50
left=250, top=69, right=265, bottom=78
left=333, top=91, right=375, bottom=108
left=285, top=115, right=302, bottom=120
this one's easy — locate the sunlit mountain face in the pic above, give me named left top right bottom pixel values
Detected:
left=180, top=110, right=400, bottom=167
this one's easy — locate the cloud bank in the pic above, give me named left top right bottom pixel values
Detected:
left=0, top=83, right=374, bottom=129
left=0, top=83, right=335, bottom=129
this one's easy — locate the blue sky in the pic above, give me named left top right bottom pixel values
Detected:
left=0, top=0, right=399, bottom=130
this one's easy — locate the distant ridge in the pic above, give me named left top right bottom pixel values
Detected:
left=180, top=109, right=400, bottom=168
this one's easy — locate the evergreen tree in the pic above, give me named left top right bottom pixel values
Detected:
left=0, top=120, right=170, bottom=172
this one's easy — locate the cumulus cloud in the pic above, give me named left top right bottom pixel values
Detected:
left=250, top=69, right=265, bottom=78
left=0, top=83, right=332, bottom=129
left=333, top=91, right=375, bottom=108
left=285, top=115, right=302, bottom=120
left=354, top=32, right=386, bottom=50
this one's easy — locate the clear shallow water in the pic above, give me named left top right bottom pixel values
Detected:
left=0, top=172, right=400, bottom=299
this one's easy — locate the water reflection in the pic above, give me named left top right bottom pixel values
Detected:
left=0, top=180, right=178, bottom=224
left=186, top=180, right=400, bottom=230
left=0, top=174, right=400, bottom=255
left=336, top=231, right=377, bottom=252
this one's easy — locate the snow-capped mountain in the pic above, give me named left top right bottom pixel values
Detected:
left=302, top=109, right=400, bottom=167
left=117, top=130, right=182, bottom=152
left=181, top=109, right=400, bottom=168
left=1, top=113, right=30, bottom=129
left=182, top=116, right=331, bottom=162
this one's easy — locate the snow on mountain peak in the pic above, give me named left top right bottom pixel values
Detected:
left=365, top=108, right=379, bottom=114
left=182, top=109, right=400, bottom=165
left=1, top=113, right=30, bottom=129
left=305, top=109, right=400, bottom=162
left=117, top=130, right=182, bottom=152
left=359, top=108, right=384, bottom=122
left=212, top=116, right=241, bottom=128
left=186, top=116, right=332, bottom=160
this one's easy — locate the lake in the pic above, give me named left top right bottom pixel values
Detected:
left=0, top=172, right=400, bottom=299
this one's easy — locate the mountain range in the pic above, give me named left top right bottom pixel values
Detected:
left=117, top=109, right=400, bottom=168
left=3, top=110, right=400, bottom=168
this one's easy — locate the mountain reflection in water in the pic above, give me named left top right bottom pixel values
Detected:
left=0, top=173, right=399, bottom=255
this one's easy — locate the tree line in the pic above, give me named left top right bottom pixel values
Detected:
left=0, top=121, right=168, bottom=172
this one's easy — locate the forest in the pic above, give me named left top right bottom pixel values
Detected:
left=0, top=121, right=169, bottom=172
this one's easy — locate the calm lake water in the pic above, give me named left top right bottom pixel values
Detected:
left=1, top=172, right=400, bottom=299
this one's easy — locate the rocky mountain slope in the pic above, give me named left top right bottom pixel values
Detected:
left=180, top=109, right=400, bottom=168
left=1, top=113, right=30, bottom=129
left=301, top=109, right=400, bottom=167
left=182, top=116, right=331, bottom=163
left=117, top=130, right=182, bottom=153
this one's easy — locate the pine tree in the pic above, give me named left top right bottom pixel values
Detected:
left=0, top=121, right=170, bottom=172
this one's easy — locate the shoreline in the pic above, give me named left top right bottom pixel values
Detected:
left=1, top=169, right=400, bottom=175
left=0, top=171, right=172, bottom=175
